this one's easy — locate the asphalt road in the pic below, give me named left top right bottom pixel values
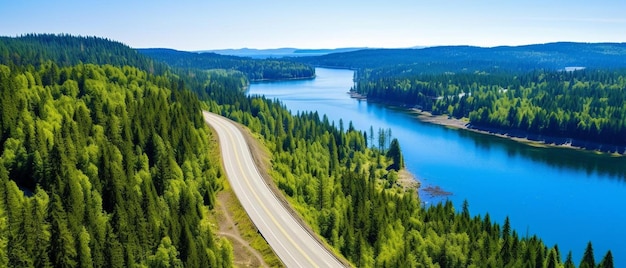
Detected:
left=203, top=112, right=345, bottom=268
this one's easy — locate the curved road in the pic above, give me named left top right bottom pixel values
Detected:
left=203, top=112, right=345, bottom=268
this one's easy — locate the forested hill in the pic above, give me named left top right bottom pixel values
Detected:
left=138, top=48, right=315, bottom=81
left=0, top=35, right=234, bottom=266
left=296, top=42, right=626, bottom=74
left=0, top=34, right=168, bottom=74
left=0, top=34, right=249, bottom=100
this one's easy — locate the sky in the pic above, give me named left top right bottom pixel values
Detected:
left=1, top=0, right=625, bottom=51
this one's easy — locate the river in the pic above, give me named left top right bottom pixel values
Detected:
left=247, top=68, right=626, bottom=265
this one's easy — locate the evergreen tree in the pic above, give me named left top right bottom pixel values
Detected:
left=579, top=241, right=596, bottom=268
left=147, top=237, right=184, bottom=268
left=387, top=138, right=404, bottom=171
left=598, top=250, right=614, bottom=268
left=564, top=251, right=575, bottom=268
left=49, top=194, right=78, bottom=268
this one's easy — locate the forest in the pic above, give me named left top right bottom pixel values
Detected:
left=138, top=48, right=315, bottom=81
left=0, top=34, right=615, bottom=267
left=0, top=34, right=239, bottom=267
left=295, top=42, right=626, bottom=73
left=207, top=79, right=614, bottom=267
left=0, top=62, right=233, bottom=266
left=0, top=34, right=169, bottom=74
left=353, top=69, right=626, bottom=147
left=294, top=43, right=626, bottom=149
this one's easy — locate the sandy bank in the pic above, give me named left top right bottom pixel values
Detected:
left=410, top=109, right=626, bottom=155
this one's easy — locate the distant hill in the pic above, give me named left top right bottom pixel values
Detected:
left=294, top=42, right=626, bottom=73
left=202, top=47, right=368, bottom=59
left=138, top=48, right=315, bottom=81
left=0, top=33, right=168, bottom=74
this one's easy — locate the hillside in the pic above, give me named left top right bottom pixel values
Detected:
left=138, top=48, right=315, bottom=81
left=201, top=47, right=367, bottom=58
left=0, top=34, right=168, bottom=74
left=0, top=34, right=234, bottom=267
left=296, top=42, right=626, bottom=73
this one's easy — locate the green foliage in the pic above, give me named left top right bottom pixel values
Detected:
left=3, top=34, right=614, bottom=268
left=297, top=43, right=626, bottom=148
left=147, top=237, right=184, bottom=268
left=0, top=34, right=168, bottom=73
left=355, top=68, right=626, bottom=147
left=386, top=138, right=403, bottom=171
left=579, top=241, right=596, bottom=268
left=139, top=48, right=315, bottom=81
left=565, top=251, right=576, bottom=268
left=295, top=42, right=626, bottom=72
left=0, top=61, right=230, bottom=266
left=598, top=250, right=614, bottom=268
left=210, top=66, right=610, bottom=267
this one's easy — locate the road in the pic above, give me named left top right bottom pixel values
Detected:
left=203, top=112, right=345, bottom=268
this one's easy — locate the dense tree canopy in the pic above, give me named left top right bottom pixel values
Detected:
left=295, top=42, right=626, bottom=73
left=0, top=62, right=232, bottom=267
left=295, top=42, right=626, bottom=149
left=139, top=48, right=315, bottom=81
left=353, top=68, right=626, bottom=148
left=0, top=34, right=168, bottom=74
left=1, top=34, right=613, bottom=267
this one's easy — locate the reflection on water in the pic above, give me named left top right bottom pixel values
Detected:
left=456, top=129, right=626, bottom=180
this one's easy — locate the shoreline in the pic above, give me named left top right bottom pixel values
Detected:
left=397, top=169, right=455, bottom=204
left=409, top=109, right=626, bottom=156
left=348, top=94, right=626, bottom=155
left=250, top=75, right=316, bottom=83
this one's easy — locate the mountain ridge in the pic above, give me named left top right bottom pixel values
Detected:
left=292, top=42, right=626, bottom=73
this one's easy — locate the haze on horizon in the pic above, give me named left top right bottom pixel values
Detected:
left=1, top=0, right=625, bottom=51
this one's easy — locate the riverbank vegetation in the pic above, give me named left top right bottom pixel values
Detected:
left=1, top=34, right=614, bottom=267
left=207, top=79, right=613, bottom=267
left=297, top=43, right=626, bottom=151
left=354, top=68, right=626, bottom=149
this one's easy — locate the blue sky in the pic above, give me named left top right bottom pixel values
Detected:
left=1, top=0, right=625, bottom=50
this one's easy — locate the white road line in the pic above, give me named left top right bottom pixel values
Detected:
left=204, top=112, right=345, bottom=268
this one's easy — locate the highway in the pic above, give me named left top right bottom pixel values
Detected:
left=203, top=112, right=345, bottom=268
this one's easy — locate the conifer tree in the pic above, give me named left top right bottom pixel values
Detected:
left=387, top=138, right=403, bottom=171
left=49, top=193, right=78, bottom=268
left=580, top=241, right=596, bottom=268
left=564, top=251, right=575, bottom=268
left=598, top=250, right=614, bottom=268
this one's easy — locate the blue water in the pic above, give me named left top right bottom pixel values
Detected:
left=248, top=68, right=626, bottom=265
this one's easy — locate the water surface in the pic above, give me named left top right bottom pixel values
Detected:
left=248, top=68, right=626, bottom=265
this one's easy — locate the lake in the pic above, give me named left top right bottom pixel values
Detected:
left=247, top=68, right=626, bottom=265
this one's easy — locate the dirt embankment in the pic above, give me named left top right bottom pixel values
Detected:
left=214, top=190, right=269, bottom=267
left=207, top=122, right=273, bottom=267
left=212, top=114, right=457, bottom=266
left=231, top=120, right=353, bottom=267
left=397, top=169, right=420, bottom=190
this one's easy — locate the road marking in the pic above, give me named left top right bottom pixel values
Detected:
left=210, top=115, right=302, bottom=265
left=227, top=126, right=317, bottom=266
left=207, top=113, right=322, bottom=267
